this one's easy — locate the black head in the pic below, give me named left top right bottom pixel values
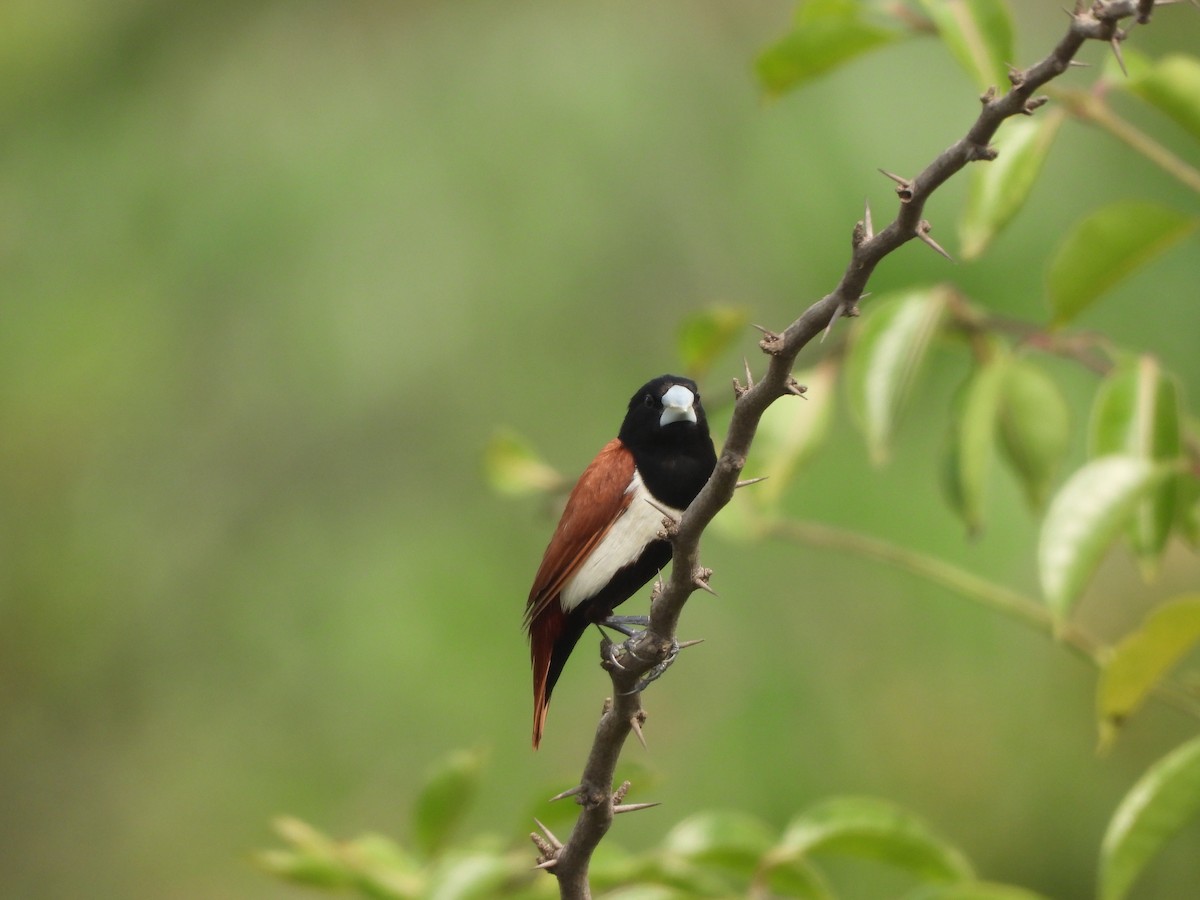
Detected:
left=618, top=375, right=716, bottom=509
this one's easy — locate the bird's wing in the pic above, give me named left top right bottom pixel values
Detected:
left=524, top=439, right=635, bottom=626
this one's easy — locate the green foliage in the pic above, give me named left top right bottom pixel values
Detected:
left=1037, top=455, right=1167, bottom=622
left=756, top=0, right=905, bottom=95
left=1046, top=202, right=1198, bottom=326
left=262, top=761, right=1048, bottom=898
left=1088, top=356, right=1184, bottom=575
left=844, top=287, right=948, bottom=465
left=676, top=307, right=749, bottom=380
left=765, top=796, right=974, bottom=884
left=1124, top=53, right=1200, bottom=143
left=1098, top=595, right=1200, bottom=751
left=485, top=431, right=565, bottom=496
left=751, top=361, right=837, bottom=509
left=995, top=356, right=1071, bottom=511
left=942, top=347, right=1008, bottom=535
left=915, top=0, right=1014, bottom=91
left=413, top=750, right=486, bottom=858
left=959, top=112, right=1065, bottom=260
left=1099, top=736, right=1200, bottom=900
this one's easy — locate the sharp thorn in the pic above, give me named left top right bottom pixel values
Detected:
left=785, top=377, right=807, bottom=398
left=916, top=221, right=955, bottom=262
left=1110, top=36, right=1128, bottom=76
left=549, top=784, right=585, bottom=802
left=629, top=714, right=647, bottom=749
left=821, top=303, right=843, bottom=344
left=642, top=495, right=679, bottom=523
left=878, top=168, right=908, bottom=186
left=534, top=857, right=558, bottom=870
left=676, top=638, right=705, bottom=649
left=533, top=818, right=562, bottom=848
left=743, top=356, right=754, bottom=389
left=650, top=576, right=665, bottom=603
left=750, top=323, right=774, bottom=336
left=614, top=802, right=661, bottom=815
left=735, top=476, right=768, bottom=489
left=692, top=576, right=718, bottom=597
left=1067, top=59, right=1090, bottom=67
left=863, top=199, right=874, bottom=238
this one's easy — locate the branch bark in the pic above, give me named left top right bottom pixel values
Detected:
left=538, top=3, right=1166, bottom=895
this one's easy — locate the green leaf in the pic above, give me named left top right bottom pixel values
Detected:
left=916, top=0, right=1015, bottom=91
left=662, top=810, right=775, bottom=871
left=413, top=750, right=484, bottom=858
left=1176, top=470, right=1200, bottom=547
left=903, top=882, right=1053, bottom=900
left=767, top=796, right=974, bottom=883
left=1099, top=735, right=1200, bottom=900
left=943, top=352, right=1009, bottom=535
left=1037, top=456, right=1166, bottom=622
left=425, top=851, right=517, bottom=900
left=677, top=307, right=748, bottom=379
left=757, top=857, right=835, bottom=899
left=959, top=110, right=1066, bottom=259
left=845, top=287, right=948, bottom=465
left=257, top=819, right=427, bottom=898
left=257, top=818, right=354, bottom=891
left=1126, top=53, right=1200, bottom=143
left=753, top=360, right=837, bottom=507
left=1097, top=595, right=1200, bottom=751
left=1089, top=356, right=1182, bottom=575
left=348, top=834, right=425, bottom=900
left=601, top=888, right=689, bottom=900
left=996, top=356, right=1071, bottom=510
left=757, top=0, right=904, bottom=95
left=1046, top=201, right=1197, bottom=326
left=483, top=429, right=563, bottom=496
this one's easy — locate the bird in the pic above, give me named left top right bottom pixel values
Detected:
left=524, top=374, right=717, bottom=748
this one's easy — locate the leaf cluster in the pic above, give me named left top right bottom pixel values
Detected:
left=260, top=744, right=1200, bottom=900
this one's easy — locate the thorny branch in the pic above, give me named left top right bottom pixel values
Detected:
left=536, top=3, right=1175, bottom=896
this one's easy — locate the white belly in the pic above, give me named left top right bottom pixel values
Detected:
left=559, top=472, right=681, bottom=612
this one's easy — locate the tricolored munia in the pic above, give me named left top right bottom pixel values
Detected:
left=523, top=375, right=717, bottom=748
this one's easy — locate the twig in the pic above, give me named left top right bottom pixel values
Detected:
left=544, top=3, right=1166, bottom=895
left=762, top=517, right=1200, bottom=721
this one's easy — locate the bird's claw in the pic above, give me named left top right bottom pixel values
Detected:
left=612, top=635, right=690, bottom=694
left=604, top=639, right=626, bottom=670
left=632, top=638, right=679, bottom=692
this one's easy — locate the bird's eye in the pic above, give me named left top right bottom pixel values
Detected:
left=643, top=393, right=656, bottom=409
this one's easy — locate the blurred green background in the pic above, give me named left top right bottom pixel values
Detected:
left=2, top=1, right=1198, bottom=897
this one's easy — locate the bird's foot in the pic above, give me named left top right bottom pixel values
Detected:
left=631, top=638, right=679, bottom=692
left=600, top=615, right=649, bottom=637
left=597, top=617, right=701, bottom=690
left=598, top=616, right=650, bottom=670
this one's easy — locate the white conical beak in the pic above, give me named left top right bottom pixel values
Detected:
left=659, top=385, right=697, bottom=426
